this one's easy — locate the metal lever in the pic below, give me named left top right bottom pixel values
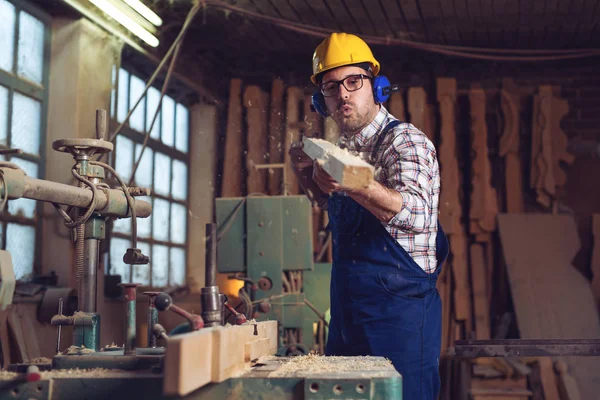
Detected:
left=223, top=301, right=247, bottom=325
left=154, top=292, right=204, bottom=331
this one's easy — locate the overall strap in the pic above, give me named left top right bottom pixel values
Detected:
left=369, top=120, right=402, bottom=165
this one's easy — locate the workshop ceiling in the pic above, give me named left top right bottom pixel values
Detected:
left=148, top=0, right=600, bottom=78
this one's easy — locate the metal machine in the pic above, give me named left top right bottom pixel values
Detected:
left=216, top=196, right=332, bottom=356
left=0, top=110, right=401, bottom=399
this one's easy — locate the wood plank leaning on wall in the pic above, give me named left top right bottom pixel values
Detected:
left=221, top=79, right=243, bottom=197
left=244, top=85, right=269, bottom=195
left=437, top=78, right=470, bottom=347
left=268, top=79, right=285, bottom=195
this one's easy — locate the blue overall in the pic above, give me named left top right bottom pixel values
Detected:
left=325, top=124, right=449, bottom=400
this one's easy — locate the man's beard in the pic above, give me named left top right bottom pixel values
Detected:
left=333, top=101, right=368, bottom=136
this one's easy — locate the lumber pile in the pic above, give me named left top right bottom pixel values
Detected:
left=163, top=320, right=278, bottom=396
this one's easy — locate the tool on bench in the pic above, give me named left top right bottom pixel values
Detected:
left=154, top=292, right=205, bottom=331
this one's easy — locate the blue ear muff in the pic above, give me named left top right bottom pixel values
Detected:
left=311, top=92, right=328, bottom=117
left=373, top=75, right=392, bottom=104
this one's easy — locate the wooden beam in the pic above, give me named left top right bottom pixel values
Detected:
left=221, top=79, right=244, bottom=197
left=388, top=91, right=406, bottom=121
left=244, top=85, right=269, bottom=195
left=302, top=137, right=375, bottom=189
left=324, top=116, right=340, bottom=144
left=592, top=214, right=600, bottom=310
left=164, top=320, right=278, bottom=396
left=268, top=79, right=285, bottom=195
left=437, top=77, right=471, bottom=325
left=283, top=87, right=304, bottom=195
left=408, top=87, right=435, bottom=141
left=499, top=79, right=525, bottom=213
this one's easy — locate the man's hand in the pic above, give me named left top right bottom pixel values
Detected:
left=289, top=141, right=313, bottom=169
left=313, top=160, right=342, bottom=194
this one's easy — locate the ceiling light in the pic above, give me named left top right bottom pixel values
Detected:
left=122, top=0, right=162, bottom=27
left=88, top=0, right=159, bottom=47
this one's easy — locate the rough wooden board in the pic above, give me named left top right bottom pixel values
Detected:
left=537, top=358, right=560, bottom=400
left=388, top=91, right=406, bottom=121
left=244, top=85, right=268, bottom=194
left=222, top=79, right=244, bottom=197
left=497, top=214, right=600, bottom=400
left=499, top=79, right=524, bottom=213
left=268, top=79, right=285, bottom=195
left=302, top=137, right=374, bottom=189
left=284, top=87, right=304, bottom=195
left=303, top=94, right=322, bottom=139
left=323, top=116, right=340, bottom=144
left=408, top=86, right=435, bottom=141
left=0, top=309, right=11, bottom=368
left=470, top=243, right=490, bottom=339
left=244, top=338, right=271, bottom=362
left=164, top=321, right=278, bottom=396
left=591, top=214, right=600, bottom=309
left=469, top=85, right=498, bottom=237
left=436, top=77, right=471, bottom=324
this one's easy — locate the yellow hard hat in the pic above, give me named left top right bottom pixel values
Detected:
left=311, top=33, right=380, bottom=85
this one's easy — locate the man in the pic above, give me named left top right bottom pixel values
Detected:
left=290, top=33, right=449, bottom=400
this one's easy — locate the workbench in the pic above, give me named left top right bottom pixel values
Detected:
left=0, top=355, right=401, bottom=400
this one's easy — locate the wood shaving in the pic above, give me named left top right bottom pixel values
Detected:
left=31, top=357, right=52, bottom=364
left=40, top=368, right=114, bottom=378
left=243, top=318, right=257, bottom=325
left=65, top=345, right=95, bottom=355
left=267, top=354, right=393, bottom=377
left=0, top=370, right=19, bottom=380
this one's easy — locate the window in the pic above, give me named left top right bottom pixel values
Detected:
left=0, top=0, right=49, bottom=280
left=109, top=66, right=190, bottom=287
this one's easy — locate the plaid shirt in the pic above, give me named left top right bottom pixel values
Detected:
left=339, top=106, right=440, bottom=273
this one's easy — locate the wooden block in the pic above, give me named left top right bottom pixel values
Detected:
left=164, top=321, right=278, bottom=396
left=244, top=337, right=271, bottom=363
left=221, top=79, right=244, bottom=197
left=302, top=137, right=374, bottom=189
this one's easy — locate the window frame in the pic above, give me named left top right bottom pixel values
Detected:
left=0, top=0, right=51, bottom=279
left=108, top=62, right=191, bottom=288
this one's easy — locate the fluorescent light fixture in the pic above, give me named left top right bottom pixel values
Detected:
left=123, top=0, right=162, bottom=27
left=88, top=0, right=159, bottom=47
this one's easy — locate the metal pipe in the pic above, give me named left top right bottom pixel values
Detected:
left=81, top=238, right=99, bottom=313
left=121, top=283, right=139, bottom=355
left=143, top=292, right=160, bottom=348
left=205, top=223, right=217, bottom=287
left=0, top=168, right=151, bottom=218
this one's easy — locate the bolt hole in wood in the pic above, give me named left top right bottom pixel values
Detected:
left=333, top=384, right=343, bottom=394
left=356, top=384, right=365, bottom=393
left=309, top=382, right=320, bottom=393
left=11, top=387, right=19, bottom=396
left=37, top=385, right=43, bottom=392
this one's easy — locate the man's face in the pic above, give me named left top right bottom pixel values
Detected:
left=321, top=66, right=380, bottom=136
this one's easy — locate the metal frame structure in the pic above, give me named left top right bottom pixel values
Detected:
left=108, top=63, right=192, bottom=288
left=0, top=0, right=51, bottom=277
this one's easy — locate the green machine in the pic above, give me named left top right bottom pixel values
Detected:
left=216, top=195, right=331, bottom=355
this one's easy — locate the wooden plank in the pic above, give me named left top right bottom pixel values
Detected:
left=221, top=79, right=244, bottom=197
left=436, top=77, right=470, bottom=323
left=591, top=214, right=600, bottom=309
left=470, top=243, right=490, bottom=340
left=7, top=307, right=28, bottom=363
left=499, top=79, right=524, bottom=213
left=164, top=320, right=278, bottom=396
left=469, top=85, right=498, bottom=240
left=244, top=85, right=269, bottom=195
left=497, top=214, right=600, bottom=400
left=530, top=85, right=575, bottom=210
left=537, top=358, right=561, bottom=400
left=268, top=79, right=285, bottom=195
left=302, top=137, right=375, bottom=189
left=0, top=309, right=11, bottom=368
left=284, top=86, right=304, bottom=195
left=388, top=91, right=406, bottom=121
left=555, top=360, right=583, bottom=400
left=324, top=116, right=340, bottom=144
left=407, top=87, right=435, bottom=141
left=303, top=94, right=322, bottom=138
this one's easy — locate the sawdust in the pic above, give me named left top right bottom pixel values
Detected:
left=40, top=368, right=113, bottom=378
left=0, top=370, right=19, bottom=380
left=267, top=354, right=394, bottom=378
left=65, top=345, right=95, bottom=355
left=243, top=318, right=257, bottom=325
left=31, top=357, right=52, bottom=364
left=103, top=342, right=120, bottom=349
